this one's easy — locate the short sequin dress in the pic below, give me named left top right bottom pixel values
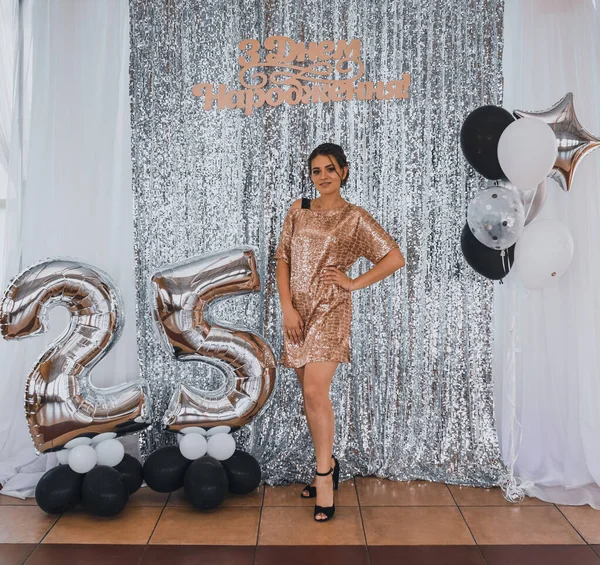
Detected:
left=274, top=198, right=399, bottom=368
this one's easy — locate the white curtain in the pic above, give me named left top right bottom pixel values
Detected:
left=0, top=0, right=19, bottom=181
left=495, top=0, right=600, bottom=507
left=0, top=0, right=137, bottom=497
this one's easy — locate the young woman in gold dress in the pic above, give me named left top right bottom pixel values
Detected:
left=275, top=143, right=406, bottom=521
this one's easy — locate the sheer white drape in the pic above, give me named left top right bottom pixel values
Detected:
left=0, top=0, right=137, bottom=497
left=495, top=0, right=600, bottom=508
left=0, top=0, right=18, bottom=179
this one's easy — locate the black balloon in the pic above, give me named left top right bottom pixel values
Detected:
left=35, top=465, right=83, bottom=514
left=460, top=222, right=515, bottom=280
left=460, top=105, right=514, bottom=179
left=221, top=450, right=262, bottom=495
left=81, top=466, right=129, bottom=517
left=114, top=453, right=143, bottom=495
left=143, top=446, right=191, bottom=493
left=184, top=456, right=228, bottom=510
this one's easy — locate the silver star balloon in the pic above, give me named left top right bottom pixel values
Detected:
left=514, top=93, right=600, bottom=192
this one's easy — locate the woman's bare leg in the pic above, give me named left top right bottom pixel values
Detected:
left=302, top=361, right=338, bottom=520
left=295, top=366, right=335, bottom=498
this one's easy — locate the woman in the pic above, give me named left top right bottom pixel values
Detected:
left=274, top=143, right=406, bottom=522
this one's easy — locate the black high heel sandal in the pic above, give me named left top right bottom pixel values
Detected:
left=301, top=455, right=339, bottom=498
left=314, top=466, right=337, bottom=522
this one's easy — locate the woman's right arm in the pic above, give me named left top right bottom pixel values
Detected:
left=276, top=259, right=304, bottom=346
left=275, top=200, right=304, bottom=345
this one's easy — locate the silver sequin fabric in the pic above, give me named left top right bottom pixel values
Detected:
left=130, top=0, right=507, bottom=488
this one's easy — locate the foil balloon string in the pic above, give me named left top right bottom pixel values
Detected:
left=0, top=259, right=152, bottom=452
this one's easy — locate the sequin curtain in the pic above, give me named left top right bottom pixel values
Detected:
left=130, top=0, right=507, bottom=486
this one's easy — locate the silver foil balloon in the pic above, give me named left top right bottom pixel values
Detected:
left=0, top=259, right=152, bottom=453
left=150, top=248, right=277, bottom=432
left=521, top=178, right=548, bottom=226
left=467, top=185, right=525, bottom=250
left=514, top=93, right=600, bottom=192
left=495, top=178, right=547, bottom=226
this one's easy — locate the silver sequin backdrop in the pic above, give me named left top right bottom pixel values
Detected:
left=130, top=0, right=507, bottom=486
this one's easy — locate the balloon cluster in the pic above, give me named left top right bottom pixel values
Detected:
left=177, top=426, right=236, bottom=461
left=56, top=433, right=125, bottom=472
left=1, top=250, right=271, bottom=514
left=143, top=428, right=261, bottom=510
left=459, top=92, right=598, bottom=288
left=35, top=448, right=143, bottom=517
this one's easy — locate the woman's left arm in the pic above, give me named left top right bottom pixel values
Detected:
left=350, top=247, right=405, bottom=290
left=321, top=247, right=406, bottom=291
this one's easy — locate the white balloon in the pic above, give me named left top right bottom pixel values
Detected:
left=90, top=432, right=117, bottom=445
left=206, top=425, right=231, bottom=437
left=206, top=433, right=236, bottom=461
left=56, top=449, right=70, bottom=465
left=179, top=433, right=208, bottom=460
left=181, top=426, right=207, bottom=436
left=68, top=444, right=97, bottom=473
left=95, top=438, right=125, bottom=467
left=515, top=219, right=574, bottom=289
left=498, top=117, right=558, bottom=190
left=65, top=436, right=92, bottom=449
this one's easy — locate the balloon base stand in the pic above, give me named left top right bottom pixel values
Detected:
left=35, top=453, right=143, bottom=517
left=142, top=445, right=262, bottom=510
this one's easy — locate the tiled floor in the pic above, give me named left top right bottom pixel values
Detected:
left=0, top=477, right=599, bottom=564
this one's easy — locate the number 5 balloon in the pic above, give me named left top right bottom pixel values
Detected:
left=151, top=248, right=276, bottom=432
left=0, top=259, right=152, bottom=452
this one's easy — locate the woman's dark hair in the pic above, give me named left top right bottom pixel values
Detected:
left=308, top=143, right=349, bottom=186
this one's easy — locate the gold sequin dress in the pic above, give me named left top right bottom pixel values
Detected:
left=274, top=200, right=399, bottom=368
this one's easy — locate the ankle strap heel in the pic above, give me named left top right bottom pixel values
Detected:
left=300, top=455, right=339, bottom=499
left=313, top=466, right=336, bottom=522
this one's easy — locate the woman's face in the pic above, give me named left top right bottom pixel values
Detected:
left=310, top=154, right=348, bottom=196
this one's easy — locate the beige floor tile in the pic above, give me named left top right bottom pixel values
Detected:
left=0, top=507, right=58, bottom=543
left=559, top=505, right=600, bottom=543
left=263, top=480, right=358, bottom=507
left=258, top=506, right=365, bottom=545
left=128, top=487, right=169, bottom=507
left=356, top=477, right=455, bottom=506
left=150, top=507, right=260, bottom=545
left=42, top=507, right=162, bottom=544
left=449, top=485, right=550, bottom=506
left=462, top=506, right=585, bottom=545
left=361, top=506, right=475, bottom=545
left=167, top=486, right=264, bottom=507
left=0, top=494, right=37, bottom=506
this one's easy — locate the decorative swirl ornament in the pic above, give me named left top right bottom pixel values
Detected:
left=0, top=259, right=151, bottom=452
left=514, top=93, right=600, bottom=192
left=239, top=58, right=365, bottom=90
left=150, top=248, right=277, bottom=433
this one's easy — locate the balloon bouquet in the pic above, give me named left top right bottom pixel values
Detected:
left=0, top=248, right=276, bottom=515
left=142, top=248, right=276, bottom=509
left=0, top=260, right=151, bottom=516
left=459, top=93, right=599, bottom=288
